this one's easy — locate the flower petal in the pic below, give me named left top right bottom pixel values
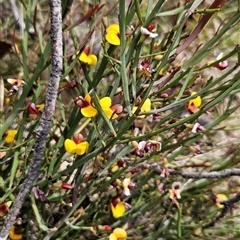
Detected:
left=103, top=108, right=118, bottom=119
left=81, top=106, right=97, bottom=117
left=141, top=98, right=151, bottom=112
left=75, top=141, right=89, bottom=155
left=4, top=130, right=17, bottom=144
left=36, top=104, right=44, bottom=111
left=9, top=226, right=23, bottom=240
left=106, top=24, right=120, bottom=34
left=84, top=94, right=92, bottom=104
left=123, top=187, right=131, bottom=196
left=188, top=92, right=202, bottom=108
left=79, top=52, right=91, bottom=64
left=106, top=33, right=120, bottom=46
left=64, top=139, right=77, bottom=154
left=215, top=194, right=228, bottom=209
left=113, top=228, right=127, bottom=238
left=140, top=27, right=158, bottom=38
left=149, top=32, right=158, bottom=38
left=132, top=106, right=138, bottom=114
left=110, top=202, right=125, bottom=218
left=141, top=26, right=151, bottom=35
left=88, top=54, right=98, bottom=66
left=100, top=97, right=112, bottom=108
left=122, top=178, right=131, bottom=188
left=109, top=233, right=117, bottom=240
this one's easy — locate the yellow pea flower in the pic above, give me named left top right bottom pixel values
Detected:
left=79, top=46, right=97, bottom=66
left=215, top=194, right=228, bottom=209
left=132, top=98, right=151, bottom=118
left=109, top=228, right=127, bottom=240
left=4, top=130, right=17, bottom=144
left=64, top=139, right=89, bottom=155
left=74, top=94, right=119, bottom=119
left=106, top=24, right=120, bottom=46
left=110, top=201, right=125, bottom=218
left=187, top=92, right=202, bottom=113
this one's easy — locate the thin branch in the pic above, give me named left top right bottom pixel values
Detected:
left=203, top=192, right=240, bottom=229
left=0, top=0, right=62, bottom=239
left=139, top=162, right=240, bottom=178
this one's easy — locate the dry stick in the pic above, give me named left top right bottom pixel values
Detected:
left=140, top=162, right=240, bottom=178
left=0, top=0, right=62, bottom=239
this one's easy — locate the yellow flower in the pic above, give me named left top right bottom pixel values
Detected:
left=132, top=98, right=151, bottom=118
left=99, top=97, right=119, bottom=119
left=74, top=94, right=118, bottom=119
left=109, top=228, right=127, bottom=240
left=187, top=92, right=202, bottom=113
left=9, top=226, right=23, bottom=240
left=215, top=194, right=228, bottom=209
left=106, top=24, right=120, bottom=46
left=64, top=139, right=89, bottom=155
left=110, top=201, right=125, bottom=218
left=79, top=46, right=97, bottom=66
left=4, top=130, right=17, bottom=144
left=79, top=52, right=97, bottom=66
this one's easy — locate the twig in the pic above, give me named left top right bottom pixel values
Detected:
left=0, top=0, right=62, bottom=239
left=203, top=192, right=240, bottom=229
left=139, top=162, right=240, bottom=178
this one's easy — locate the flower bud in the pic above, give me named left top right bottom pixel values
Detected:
left=74, top=96, right=87, bottom=108
left=73, top=132, right=83, bottom=144
left=111, top=104, right=123, bottom=114
left=27, top=102, right=39, bottom=115
left=61, top=183, right=73, bottom=189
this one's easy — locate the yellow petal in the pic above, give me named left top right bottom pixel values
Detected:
left=132, top=106, right=137, bottom=114
left=88, top=54, right=98, bottom=66
left=188, top=92, right=202, bottom=108
left=103, top=108, right=118, bottom=119
left=109, top=233, right=117, bottom=240
left=75, top=141, right=89, bottom=155
left=100, top=97, right=112, bottom=108
left=84, top=94, right=92, bottom=104
left=106, top=24, right=120, bottom=34
left=79, top=52, right=90, bottom=64
left=141, top=98, right=151, bottom=112
left=81, top=105, right=97, bottom=117
left=113, top=228, right=127, bottom=238
left=9, top=226, right=23, bottom=240
left=110, top=202, right=125, bottom=218
left=64, top=139, right=77, bottom=154
left=36, top=104, right=44, bottom=111
left=4, top=130, right=17, bottom=144
left=106, top=33, right=120, bottom=46
left=215, top=194, right=228, bottom=209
